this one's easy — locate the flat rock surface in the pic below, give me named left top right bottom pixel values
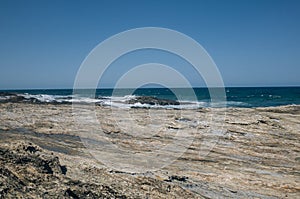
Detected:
left=0, top=103, right=299, bottom=198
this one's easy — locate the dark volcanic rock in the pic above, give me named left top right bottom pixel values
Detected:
left=127, top=96, right=180, bottom=106
left=0, top=92, right=72, bottom=105
left=0, top=93, right=39, bottom=104
left=0, top=93, right=25, bottom=103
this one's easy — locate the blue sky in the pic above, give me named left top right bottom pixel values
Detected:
left=0, top=0, right=299, bottom=89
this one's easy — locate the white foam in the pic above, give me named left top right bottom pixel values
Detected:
left=0, top=96, right=11, bottom=100
left=3, top=93, right=249, bottom=109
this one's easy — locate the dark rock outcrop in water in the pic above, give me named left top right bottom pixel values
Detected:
left=0, top=93, right=26, bottom=103
left=127, top=96, right=180, bottom=106
left=0, top=92, right=71, bottom=105
left=0, top=93, right=41, bottom=104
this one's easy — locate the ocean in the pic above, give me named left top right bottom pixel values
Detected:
left=0, top=87, right=299, bottom=109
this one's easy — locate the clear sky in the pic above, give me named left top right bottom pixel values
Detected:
left=0, top=0, right=299, bottom=89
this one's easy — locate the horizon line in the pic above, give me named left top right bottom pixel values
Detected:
left=0, top=85, right=300, bottom=91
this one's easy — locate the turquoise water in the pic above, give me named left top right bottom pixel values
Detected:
left=1, top=87, right=299, bottom=108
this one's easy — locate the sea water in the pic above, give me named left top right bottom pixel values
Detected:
left=1, top=87, right=299, bottom=108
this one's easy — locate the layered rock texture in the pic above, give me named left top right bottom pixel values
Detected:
left=0, top=103, right=299, bottom=198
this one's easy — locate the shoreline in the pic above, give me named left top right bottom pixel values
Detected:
left=0, top=102, right=299, bottom=198
left=1, top=89, right=300, bottom=109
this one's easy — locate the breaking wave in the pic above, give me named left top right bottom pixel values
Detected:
left=0, top=92, right=248, bottom=109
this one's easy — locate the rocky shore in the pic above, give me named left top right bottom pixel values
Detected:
left=0, top=102, right=299, bottom=198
